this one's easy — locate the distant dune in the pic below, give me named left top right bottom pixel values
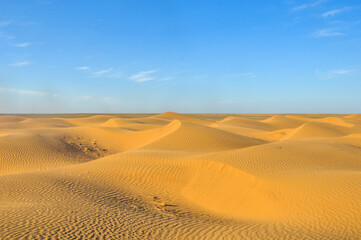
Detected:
left=1, top=113, right=361, bottom=239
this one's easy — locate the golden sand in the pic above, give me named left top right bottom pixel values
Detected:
left=1, top=112, right=361, bottom=239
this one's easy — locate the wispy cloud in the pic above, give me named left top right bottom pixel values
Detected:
left=19, top=21, right=39, bottom=26
left=17, top=89, right=47, bottom=96
left=0, top=32, right=14, bottom=40
left=101, top=97, right=119, bottom=104
left=0, top=87, right=48, bottom=96
left=316, top=69, right=354, bottom=79
left=76, top=66, right=91, bottom=70
left=73, top=95, right=119, bottom=104
left=108, top=70, right=123, bottom=79
left=0, top=21, right=11, bottom=27
left=0, top=85, right=116, bottom=105
left=9, top=61, right=31, bottom=66
left=293, top=0, right=326, bottom=11
left=224, top=72, right=257, bottom=79
left=129, top=69, right=159, bottom=82
left=83, top=67, right=123, bottom=78
left=322, top=7, right=352, bottom=17
left=91, top=68, right=113, bottom=77
left=12, top=42, right=32, bottom=47
left=312, top=28, right=343, bottom=37
left=74, top=96, right=92, bottom=101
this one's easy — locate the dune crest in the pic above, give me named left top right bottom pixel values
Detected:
left=152, top=111, right=213, bottom=125
left=262, top=115, right=305, bottom=129
left=286, top=121, right=349, bottom=139
left=345, top=114, right=361, bottom=120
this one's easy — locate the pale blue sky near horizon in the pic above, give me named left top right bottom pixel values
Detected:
left=0, top=0, right=360, bottom=113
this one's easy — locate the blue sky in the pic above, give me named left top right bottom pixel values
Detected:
left=0, top=0, right=360, bottom=113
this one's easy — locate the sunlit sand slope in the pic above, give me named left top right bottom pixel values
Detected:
left=0, top=113, right=360, bottom=239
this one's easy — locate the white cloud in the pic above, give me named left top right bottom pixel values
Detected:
left=108, top=70, right=123, bottom=79
left=73, top=95, right=119, bottom=104
left=158, top=77, right=173, bottom=81
left=224, top=72, right=257, bottom=79
left=313, top=28, right=343, bottom=37
left=0, top=32, right=14, bottom=40
left=76, top=66, right=90, bottom=70
left=17, top=89, right=47, bottom=96
left=0, top=86, right=116, bottom=106
left=9, top=61, right=31, bottom=66
left=129, top=69, right=159, bottom=82
left=0, top=87, right=48, bottom=96
left=91, top=68, right=113, bottom=76
left=13, top=42, right=32, bottom=47
left=293, top=0, right=326, bottom=11
left=101, top=97, right=119, bottom=104
left=74, top=96, right=92, bottom=101
left=316, top=69, right=354, bottom=79
left=322, top=7, right=352, bottom=17
left=78, top=67, right=123, bottom=79
left=0, top=21, right=11, bottom=27
left=19, top=21, right=38, bottom=26
left=330, top=69, right=352, bottom=74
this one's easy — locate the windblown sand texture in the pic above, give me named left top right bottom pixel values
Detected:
left=1, top=112, right=361, bottom=239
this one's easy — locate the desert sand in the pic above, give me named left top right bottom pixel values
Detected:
left=1, top=112, right=361, bottom=239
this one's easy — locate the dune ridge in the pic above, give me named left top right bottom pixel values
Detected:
left=0, top=113, right=360, bottom=239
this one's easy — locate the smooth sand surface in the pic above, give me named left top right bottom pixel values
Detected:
left=1, top=112, right=361, bottom=239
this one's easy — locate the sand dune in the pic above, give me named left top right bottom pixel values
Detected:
left=344, top=114, right=361, bottom=121
left=259, top=121, right=351, bottom=141
left=0, top=113, right=360, bottom=239
left=142, top=120, right=265, bottom=152
left=288, top=115, right=354, bottom=127
left=101, top=117, right=169, bottom=131
left=262, top=115, right=305, bottom=129
left=286, top=121, right=350, bottom=139
left=152, top=111, right=213, bottom=125
left=0, top=116, right=27, bottom=123
left=217, top=116, right=274, bottom=130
